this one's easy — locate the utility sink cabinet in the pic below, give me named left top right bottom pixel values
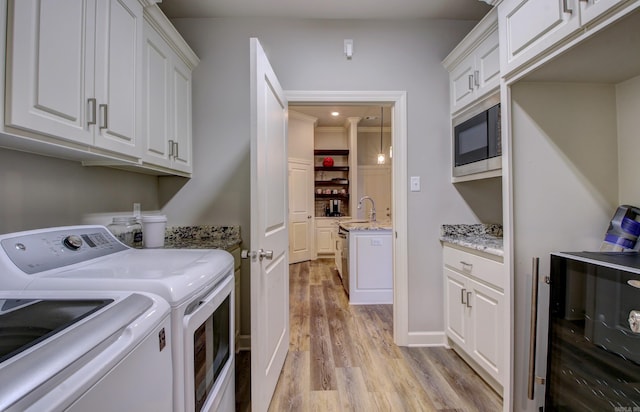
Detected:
left=347, top=229, right=392, bottom=305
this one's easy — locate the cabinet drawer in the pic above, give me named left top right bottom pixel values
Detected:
left=443, top=245, right=504, bottom=290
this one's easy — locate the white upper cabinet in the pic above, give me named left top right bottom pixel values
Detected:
left=443, top=8, right=499, bottom=115
left=499, top=0, right=634, bottom=77
left=579, top=0, right=626, bottom=25
left=141, top=6, right=198, bottom=175
left=6, top=0, right=143, bottom=156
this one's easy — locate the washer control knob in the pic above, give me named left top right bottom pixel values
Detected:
left=63, top=235, right=83, bottom=250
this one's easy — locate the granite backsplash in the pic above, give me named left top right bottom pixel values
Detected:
left=164, top=225, right=242, bottom=250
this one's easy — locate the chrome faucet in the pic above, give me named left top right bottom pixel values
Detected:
left=358, top=196, right=377, bottom=222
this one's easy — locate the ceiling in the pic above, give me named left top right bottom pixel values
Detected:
left=158, top=0, right=491, bottom=20
left=156, top=0, right=493, bottom=127
left=291, top=105, right=391, bottom=128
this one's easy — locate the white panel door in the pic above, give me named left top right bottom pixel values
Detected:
left=288, top=159, right=313, bottom=263
left=249, top=37, right=289, bottom=412
left=6, top=0, right=94, bottom=144
left=93, top=0, right=142, bottom=155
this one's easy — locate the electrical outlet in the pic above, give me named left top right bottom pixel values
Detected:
left=410, top=176, right=420, bottom=192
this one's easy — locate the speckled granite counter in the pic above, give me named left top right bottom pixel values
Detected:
left=163, top=226, right=242, bottom=250
left=440, top=224, right=503, bottom=257
left=339, top=220, right=392, bottom=231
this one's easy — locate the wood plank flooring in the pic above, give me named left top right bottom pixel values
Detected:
left=235, top=259, right=502, bottom=412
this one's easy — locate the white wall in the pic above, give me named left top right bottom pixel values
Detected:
left=617, top=74, right=640, bottom=206
left=0, top=148, right=160, bottom=234
left=162, top=17, right=482, bottom=336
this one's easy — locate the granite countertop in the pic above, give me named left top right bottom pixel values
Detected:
left=440, top=224, right=504, bottom=257
left=339, top=220, right=392, bottom=231
left=163, top=226, right=242, bottom=250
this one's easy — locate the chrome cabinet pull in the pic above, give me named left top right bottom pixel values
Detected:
left=563, top=0, right=573, bottom=14
left=466, top=291, right=472, bottom=308
left=173, top=141, right=179, bottom=159
left=468, top=74, right=474, bottom=91
left=99, top=104, right=108, bottom=130
left=168, top=140, right=175, bottom=157
left=474, top=70, right=479, bottom=87
left=460, top=261, right=473, bottom=270
left=461, top=288, right=467, bottom=304
left=528, top=257, right=540, bottom=400
left=87, top=98, right=97, bottom=126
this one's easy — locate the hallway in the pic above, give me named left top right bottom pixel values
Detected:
left=236, top=259, right=502, bottom=411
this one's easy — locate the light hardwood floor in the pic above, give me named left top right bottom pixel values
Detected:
left=235, top=259, right=502, bottom=412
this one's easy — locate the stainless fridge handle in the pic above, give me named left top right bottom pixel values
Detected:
left=527, top=257, right=540, bottom=400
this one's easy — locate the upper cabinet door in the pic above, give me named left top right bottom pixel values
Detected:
left=499, top=0, right=581, bottom=76
left=93, top=0, right=143, bottom=156
left=6, top=0, right=95, bottom=144
left=170, top=57, right=193, bottom=173
left=141, top=20, right=172, bottom=168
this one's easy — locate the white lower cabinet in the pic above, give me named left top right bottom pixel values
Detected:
left=315, top=218, right=338, bottom=256
left=348, top=230, right=392, bottom=304
left=443, top=244, right=504, bottom=391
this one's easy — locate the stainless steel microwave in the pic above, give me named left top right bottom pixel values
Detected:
left=453, top=96, right=502, bottom=178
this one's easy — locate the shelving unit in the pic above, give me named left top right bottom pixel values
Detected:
left=314, top=149, right=350, bottom=216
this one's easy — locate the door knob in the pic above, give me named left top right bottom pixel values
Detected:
left=241, top=249, right=274, bottom=261
left=258, top=249, right=274, bottom=261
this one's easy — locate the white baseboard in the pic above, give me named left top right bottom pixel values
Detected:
left=405, top=331, right=447, bottom=347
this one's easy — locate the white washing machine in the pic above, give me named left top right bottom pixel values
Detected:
left=0, top=225, right=236, bottom=412
left=0, top=290, right=172, bottom=412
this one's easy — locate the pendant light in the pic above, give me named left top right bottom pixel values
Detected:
left=377, top=106, right=386, bottom=165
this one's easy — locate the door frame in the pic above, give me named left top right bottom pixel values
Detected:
left=285, top=90, right=409, bottom=345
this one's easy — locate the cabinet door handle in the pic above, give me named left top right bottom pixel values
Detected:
left=168, top=140, right=175, bottom=157
left=173, top=141, right=179, bottom=159
left=466, top=291, right=472, bottom=308
left=461, top=288, right=467, bottom=304
left=99, top=104, right=108, bottom=130
left=460, top=261, right=473, bottom=270
left=87, top=98, right=97, bottom=126
left=468, top=74, right=474, bottom=91
left=563, top=0, right=573, bottom=14
left=474, top=70, right=479, bottom=87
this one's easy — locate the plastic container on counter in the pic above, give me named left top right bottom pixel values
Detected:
left=107, top=216, right=143, bottom=248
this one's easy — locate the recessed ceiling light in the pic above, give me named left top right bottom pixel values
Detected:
left=331, top=111, right=340, bottom=117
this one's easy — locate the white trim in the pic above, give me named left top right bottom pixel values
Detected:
left=405, top=331, right=447, bottom=347
left=285, top=90, right=409, bottom=346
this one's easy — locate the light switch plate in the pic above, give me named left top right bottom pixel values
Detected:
left=410, top=176, right=420, bottom=192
